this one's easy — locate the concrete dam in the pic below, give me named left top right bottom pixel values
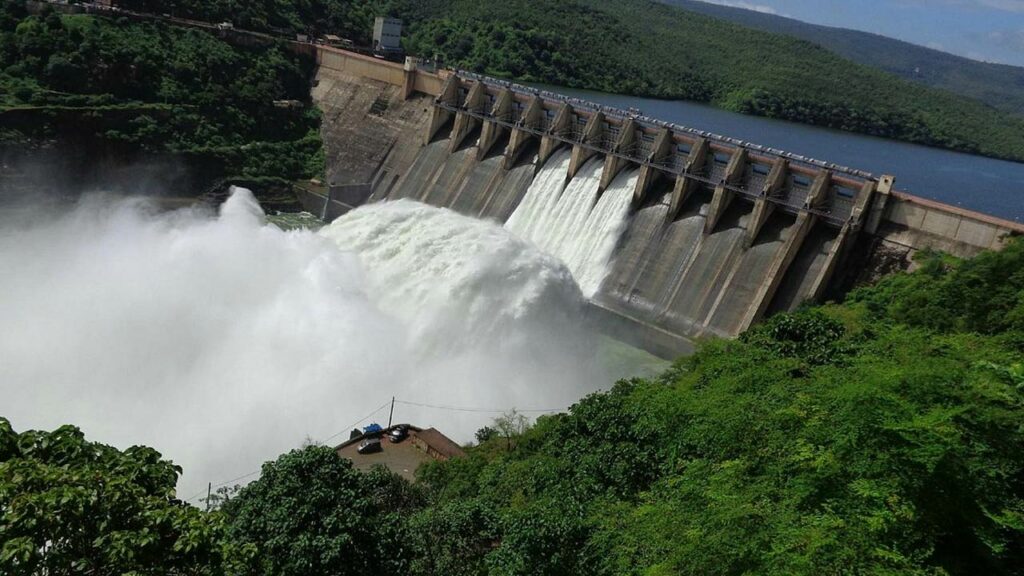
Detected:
left=300, top=47, right=1024, bottom=357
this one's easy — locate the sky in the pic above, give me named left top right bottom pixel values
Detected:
left=702, top=0, right=1024, bottom=67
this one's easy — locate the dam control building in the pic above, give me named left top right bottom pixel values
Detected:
left=373, top=17, right=403, bottom=56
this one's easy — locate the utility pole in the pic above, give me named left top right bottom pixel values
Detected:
left=387, top=396, right=395, bottom=428
left=205, top=482, right=212, bottom=512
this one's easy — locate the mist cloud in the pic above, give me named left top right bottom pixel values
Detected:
left=0, top=189, right=610, bottom=498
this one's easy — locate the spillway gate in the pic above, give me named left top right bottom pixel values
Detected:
left=427, top=72, right=892, bottom=233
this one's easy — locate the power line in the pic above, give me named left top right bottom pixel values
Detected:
left=184, top=469, right=260, bottom=504
left=185, top=399, right=393, bottom=504
left=394, top=399, right=566, bottom=414
left=186, top=469, right=261, bottom=501
left=321, top=400, right=392, bottom=444
left=183, top=398, right=565, bottom=504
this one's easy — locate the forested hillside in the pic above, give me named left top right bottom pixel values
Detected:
left=660, top=0, right=1024, bottom=117
left=0, top=2, right=323, bottom=187
left=5, top=239, right=1023, bottom=575
left=115, top=0, right=387, bottom=46
left=395, top=240, right=1024, bottom=575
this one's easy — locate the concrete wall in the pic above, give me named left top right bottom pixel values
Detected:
left=318, top=49, right=408, bottom=86
left=311, top=66, right=435, bottom=196
left=873, top=192, right=1022, bottom=259
left=414, top=73, right=447, bottom=97
left=585, top=302, right=696, bottom=359
left=316, top=48, right=447, bottom=101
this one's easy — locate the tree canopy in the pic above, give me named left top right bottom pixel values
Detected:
left=0, top=418, right=239, bottom=576
left=220, top=446, right=417, bottom=576
left=0, top=3, right=323, bottom=187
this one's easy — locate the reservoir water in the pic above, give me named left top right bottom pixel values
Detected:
left=538, top=85, right=1024, bottom=222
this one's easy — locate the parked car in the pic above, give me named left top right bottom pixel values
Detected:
left=388, top=425, right=409, bottom=443
left=357, top=438, right=382, bottom=454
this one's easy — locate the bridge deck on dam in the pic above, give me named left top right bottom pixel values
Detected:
left=303, top=52, right=1023, bottom=358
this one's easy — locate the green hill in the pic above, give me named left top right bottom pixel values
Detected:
left=660, top=0, right=1024, bottom=117
left=0, top=4, right=323, bottom=187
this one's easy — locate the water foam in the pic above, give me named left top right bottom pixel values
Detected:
left=320, top=199, right=584, bottom=351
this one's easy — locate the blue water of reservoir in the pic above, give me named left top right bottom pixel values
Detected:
left=538, top=85, right=1024, bottom=222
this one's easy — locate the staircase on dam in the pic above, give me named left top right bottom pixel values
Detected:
left=301, top=48, right=1023, bottom=357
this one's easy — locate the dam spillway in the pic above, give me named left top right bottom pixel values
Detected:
left=506, top=151, right=637, bottom=298
left=301, top=50, right=1024, bottom=356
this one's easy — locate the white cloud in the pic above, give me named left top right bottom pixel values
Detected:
left=696, top=0, right=779, bottom=14
left=914, top=0, right=1024, bottom=13
left=976, top=0, right=1024, bottom=13
left=988, top=28, right=1024, bottom=50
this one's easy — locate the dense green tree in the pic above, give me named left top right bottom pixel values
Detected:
left=474, top=425, right=497, bottom=444
left=739, top=308, right=852, bottom=366
left=405, top=500, right=495, bottom=576
left=0, top=7, right=322, bottom=185
left=0, top=418, right=241, bottom=576
left=848, top=240, right=1024, bottom=335
left=114, top=0, right=397, bottom=45
left=220, top=446, right=412, bottom=576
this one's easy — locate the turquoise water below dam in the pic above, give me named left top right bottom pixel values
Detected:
left=536, top=84, right=1024, bottom=222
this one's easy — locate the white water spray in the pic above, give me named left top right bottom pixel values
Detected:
left=506, top=152, right=638, bottom=297
left=0, top=189, right=611, bottom=498
left=505, top=149, right=573, bottom=241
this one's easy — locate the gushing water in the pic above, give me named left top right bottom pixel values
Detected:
left=506, top=152, right=638, bottom=297
left=319, top=200, right=586, bottom=354
left=0, top=189, right=608, bottom=498
left=504, top=149, right=572, bottom=241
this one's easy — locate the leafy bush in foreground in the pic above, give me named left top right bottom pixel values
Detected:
left=221, top=446, right=425, bottom=576
left=0, top=418, right=240, bottom=576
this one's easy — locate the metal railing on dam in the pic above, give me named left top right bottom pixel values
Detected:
left=453, top=70, right=877, bottom=180
left=427, top=71, right=886, bottom=232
